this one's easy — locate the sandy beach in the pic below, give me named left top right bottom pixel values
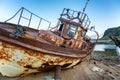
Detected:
left=0, top=59, right=120, bottom=80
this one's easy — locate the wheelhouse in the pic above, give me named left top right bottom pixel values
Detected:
left=49, top=8, right=91, bottom=41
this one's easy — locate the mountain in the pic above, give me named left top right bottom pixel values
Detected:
left=101, top=26, right=120, bottom=40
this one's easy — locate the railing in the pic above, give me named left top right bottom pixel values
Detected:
left=89, top=26, right=99, bottom=43
left=5, top=7, right=51, bottom=30
left=60, top=8, right=91, bottom=28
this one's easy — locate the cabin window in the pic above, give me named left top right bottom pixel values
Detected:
left=59, top=23, right=64, bottom=31
left=67, top=25, right=77, bottom=37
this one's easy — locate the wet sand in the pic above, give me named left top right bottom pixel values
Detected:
left=0, top=60, right=120, bottom=80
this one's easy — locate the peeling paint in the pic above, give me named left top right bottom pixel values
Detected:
left=0, top=41, right=81, bottom=77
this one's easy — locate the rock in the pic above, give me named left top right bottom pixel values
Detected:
left=116, top=64, right=120, bottom=67
left=91, top=66, right=103, bottom=72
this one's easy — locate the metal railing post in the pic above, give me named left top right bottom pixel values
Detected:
left=28, top=13, right=32, bottom=28
left=17, top=7, right=24, bottom=25
left=37, top=18, right=42, bottom=30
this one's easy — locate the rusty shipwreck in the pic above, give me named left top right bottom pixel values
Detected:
left=0, top=5, right=98, bottom=77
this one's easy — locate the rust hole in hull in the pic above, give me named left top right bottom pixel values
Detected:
left=24, top=65, right=32, bottom=68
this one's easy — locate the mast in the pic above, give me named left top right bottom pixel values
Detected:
left=81, top=0, right=90, bottom=25
left=81, top=0, right=90, bottom=36
left=82, top=0, right=90, bottom=13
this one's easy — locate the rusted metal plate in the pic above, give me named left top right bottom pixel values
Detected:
left=39, top=30, right=64, bottom=46
left=0, top=22, right=95, bottom=57
left=0, top=41, right=81, bottom=77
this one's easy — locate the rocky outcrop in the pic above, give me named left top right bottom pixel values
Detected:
left=101, top=26, right=120, bottom=40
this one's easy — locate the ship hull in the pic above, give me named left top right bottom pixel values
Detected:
left=0, top=6, right=97, bottom=78
left=0, top=41, right=81, bottom=77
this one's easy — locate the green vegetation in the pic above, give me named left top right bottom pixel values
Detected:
left=96, top=26, right=120, bottom=44
left=101, top=26, right=120, bottom=40
left=94, top=50, right=117, bottom=56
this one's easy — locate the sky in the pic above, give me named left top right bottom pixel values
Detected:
left=0, top=0, right=120, bottom=37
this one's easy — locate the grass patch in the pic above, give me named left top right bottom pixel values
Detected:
left=94, top=49, right=117, bottom=56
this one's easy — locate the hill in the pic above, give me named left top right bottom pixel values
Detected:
left=101, top=26, right=120, bottom=40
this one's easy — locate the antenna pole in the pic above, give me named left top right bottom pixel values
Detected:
left=83, top=0, right=90, bottom=13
